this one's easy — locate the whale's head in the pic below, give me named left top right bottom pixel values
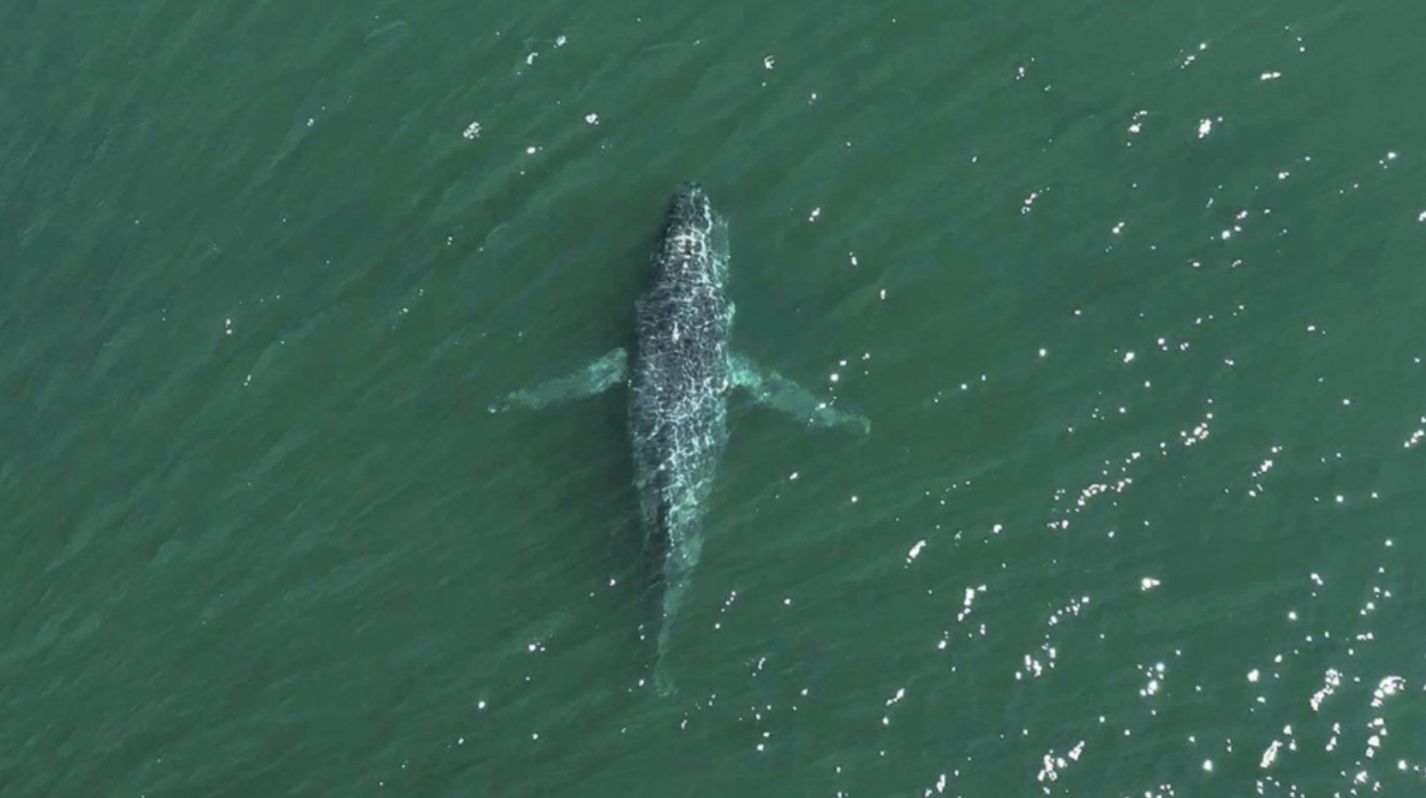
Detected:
left=669, top=182, right=712, bottom=230
left=657, top=183, right=728, bottom=287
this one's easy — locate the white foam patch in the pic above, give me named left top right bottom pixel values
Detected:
left=1036, top=741, right=1085, bottom=785
left=906, top=539, right=927, bottom=564
left=1260, top=739, right=1282, bottom=769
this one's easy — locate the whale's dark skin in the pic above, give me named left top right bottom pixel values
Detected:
left=629, top=185, right=732, bottom=673
left=491, top=184, right=867, bottom=693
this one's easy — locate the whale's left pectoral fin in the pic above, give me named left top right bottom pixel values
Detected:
left=729, top=353, right=870, bottom=436
left=489, top=347, right=628, bottom=413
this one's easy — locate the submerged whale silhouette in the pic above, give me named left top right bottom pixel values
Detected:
left=491, top=183, right=868, bottom=693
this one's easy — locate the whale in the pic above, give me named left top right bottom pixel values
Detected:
left=490, top=183, right=868, bottom=693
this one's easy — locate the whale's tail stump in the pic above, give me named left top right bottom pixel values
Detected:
left=652, top=648, right=678, bottom=697
left=650, top=567, right=694, bottom=696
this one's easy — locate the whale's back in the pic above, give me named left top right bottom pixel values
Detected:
left=628, top=185, right=734, bottom=679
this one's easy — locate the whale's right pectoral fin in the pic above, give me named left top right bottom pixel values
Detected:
left=729, top=353, right=871, bottom=436
left=488, top=347, right=628, bottom=413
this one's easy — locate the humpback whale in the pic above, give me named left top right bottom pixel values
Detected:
left=491, top=183, right=868, bottom=692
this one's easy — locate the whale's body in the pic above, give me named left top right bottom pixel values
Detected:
left=491, top=184, right=867, bottom=692
left=629, top=185, right=733, bottom=668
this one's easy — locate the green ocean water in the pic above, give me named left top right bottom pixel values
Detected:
left=4, top=1, right=1426, bottom=795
